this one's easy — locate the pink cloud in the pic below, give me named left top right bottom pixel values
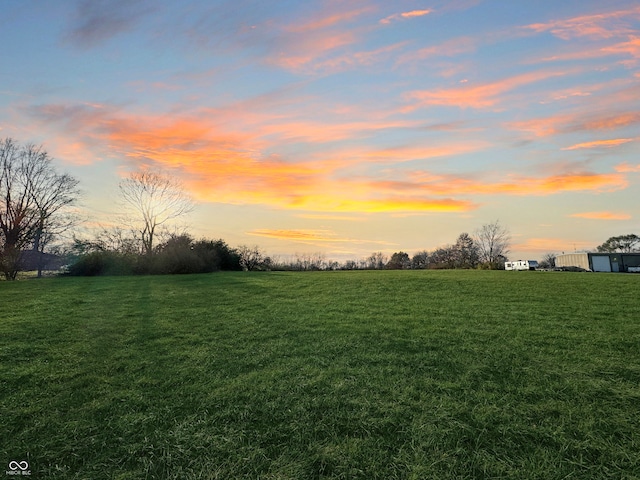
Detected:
left=569, top=211, right=632, bottom=220
left=302, top=42, right=408, bottom=74
left=524, top=7, right=640, bottom=40
left=508, top=111, right=640, bottom=136
left=380, top=9, right=432, bottom=25
left=615, top=162, right=640, bottom=173
left=539, top=36, right=640, bottom=65
left=397, top=37, right=477, bottom=64
left=405, top=70, right=568, bottom=109
left=286, top=6, right=373, bottom=33
left=267, top=4, right=376, bottom=73
left=562, top=138, right=634, bottom=150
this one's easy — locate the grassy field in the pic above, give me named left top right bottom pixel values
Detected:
left=1, top=270, right=639, bottom=479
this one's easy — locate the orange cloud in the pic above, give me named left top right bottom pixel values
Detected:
left=380, top=9, right=431, bottom=24
left=562, top=138, right=634, bottom=150
left=256, top=118, right=423, bottom=144
left=26, top=102, right=631, bottom=216
left=249, top=229, right=346, bottom=242
left=516, top=172, right=627, bottom=194
left=247, top=229, right=396, bottom=250
left=615, top=162, right=640, bottom=172
left=570, top=211, right=632, bottom=220
left=405, top=70, right=568, bottom=109
left=295, top=214, right=365, bottom=222
left=399, top=170, right=627, bottom=196
left=335, top=141, right=490, bottom=164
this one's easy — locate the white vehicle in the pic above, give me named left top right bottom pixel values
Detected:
left=505, top=260, right=538, bottom=271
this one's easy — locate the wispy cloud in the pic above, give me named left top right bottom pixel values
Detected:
left=388, top=171, right=628, bottom=196
left=405, top=70, right=569, bottom=109
left=64, top=0, right=155, bottom=48
left=569, top=211, right=632, bottom=220
left=287, top=6, right=373, bottom=32
left=380, top=9, right=431, bottom=25
left=247, top=228, right=395, bottom=251
left=397, top=37, right=477, bottom=64
left=303, top=42, right=408, bottom=74
left=562, top=138, right=634, bottom=150
left=508, top=111, right=640, bottom=136
left=615, top=162, right=640, bottom=173
left=266, top=4, right=374, bottom=73
left=538, top=36, right=640, bottom=66
left=523, top=6, right=640, bottom=40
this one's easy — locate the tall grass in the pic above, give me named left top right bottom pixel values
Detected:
left=1, top=271, right=639, bottom=479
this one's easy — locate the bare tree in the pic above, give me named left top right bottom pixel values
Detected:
left=237, top=244, right=265, bottom=271
left=119, top=171, right=194, bottom=256
left=0, top=138, right=79, bottom=279
left=474, top=220, right=511, bottom=268
left=540, top=252, right=557, bottom=269
left=293, top=252, right=326, bottom=271
left=367, top=252, right=388, bottom=270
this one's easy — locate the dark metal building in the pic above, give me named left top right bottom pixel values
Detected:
left=555, top=253, right=640, bottom=272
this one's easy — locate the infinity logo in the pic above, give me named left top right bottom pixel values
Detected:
left=8, top=461, right=29, bottom=471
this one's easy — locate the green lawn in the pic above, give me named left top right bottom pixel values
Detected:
left=1, top=270, right=639, bottom=479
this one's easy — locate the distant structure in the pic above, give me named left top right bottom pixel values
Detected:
left=555, top=253, right=640, bottom=272
left=505, top=260, right=538, bottom=271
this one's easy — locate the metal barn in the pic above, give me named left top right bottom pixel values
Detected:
left=555, top=253, right=640, bottom=272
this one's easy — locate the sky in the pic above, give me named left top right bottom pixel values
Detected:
left=1, top=0, right=639, bottom=262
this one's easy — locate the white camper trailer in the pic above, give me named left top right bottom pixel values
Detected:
left=505, top=260, right=538, bottom=271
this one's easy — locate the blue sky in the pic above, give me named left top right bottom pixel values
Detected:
left=1, top=0, right=639, bottom=261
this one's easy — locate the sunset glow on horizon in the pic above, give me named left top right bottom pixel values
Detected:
left=1, top=1, right=639, bottom=260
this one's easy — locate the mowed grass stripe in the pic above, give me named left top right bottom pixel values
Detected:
left=1, top=271, right=639, bottom=479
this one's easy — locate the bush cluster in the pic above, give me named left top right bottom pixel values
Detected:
left=67, top=235, right=241, bottom=276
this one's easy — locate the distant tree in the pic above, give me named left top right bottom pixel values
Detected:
left=209, top=239, right=241, bottom=271
left=293, top=252, right=326, bottom=271
left=386, top=251, right=411, bottom=269
left=411, top=250, right=429, bottom=269
left=119, top=171, right=194, bottom=256
left=325, top=260, right=339, bottom=271
left=342, top=259, right=359, bottom=270
left=453, top=232, right=479, bottom=268
left=154, top=234, right=194, bottom=273
left=97, top=227, right=140, bottom=255
left=238, top=244, right=265, bottom=271
left=596, top=234, right=639, bottom=253
left=0, top=138, right=79, bottom=279
left=539, top=252, right=557, bottom=269
left=474, top=220, right=511, bottom=268
left=430, top=246, right=456, bottom=269
left=367, top=252, right=388, bottom=270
